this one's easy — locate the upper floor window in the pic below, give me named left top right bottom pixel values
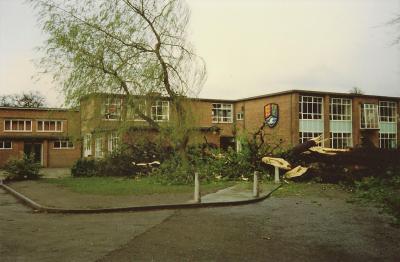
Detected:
left=108, top=132, right=119, bottom=153
left=379, top=101, right=397, bottom=123
left=0, top=140, right=12, bottom=149
left=128, top=101, right=147, bottom=121
left=299, top=96, right=323, bottom=120
left=4, top=119, right=32, bottom=132
left=360, top=104, right=379, bottom=129
left=53, top=140, right=74, bottom=149
left=37, top=120, right=63, bottom=132
left=330, top=98, right=352, bottom=121
left=151, top=101, right=169, bottom=122
left=103, top=97, right=122, bottom=120
left=212, top=103, right=233, bottom=123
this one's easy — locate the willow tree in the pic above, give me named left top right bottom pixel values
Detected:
left=30, top=0, right=206, bottom=155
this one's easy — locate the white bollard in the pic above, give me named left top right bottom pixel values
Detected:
left=274, top=166, right=280, bottom=183
left=194, top=172, right=201, bottom=203
left=253, top=171, right=259, bottom=198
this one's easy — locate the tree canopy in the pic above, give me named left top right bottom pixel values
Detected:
left=0, top=91, right=47, bottom=108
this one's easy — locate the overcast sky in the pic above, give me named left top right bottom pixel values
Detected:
left=0, top=0, right=399, bottom=107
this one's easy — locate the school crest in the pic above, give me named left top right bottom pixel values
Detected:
left=264, top=103, right=279, bottom=128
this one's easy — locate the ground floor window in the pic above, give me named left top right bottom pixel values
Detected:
left=299, top=132, right=323, bottom=145
left=95, top=137, right=104, bottom=158
left=0, top=140, right=12, bottom=149
left=379, top=133, right=397, bottom=149
left=53, top=140, right=74, bottom=149
left=84, top=134, right=92, bottom=157
left=330, top=132, right=352, bottom=149
left=108, top=132, right=119, bottom=153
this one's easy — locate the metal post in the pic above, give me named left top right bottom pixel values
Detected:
left=253, top=171, right=259, bottom=198
left=194, top=172, right=201, bottom=203
left=274, top=166, right=280, bottom=183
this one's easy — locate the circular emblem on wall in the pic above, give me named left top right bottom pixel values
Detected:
left=264, top=103, right=279, bottom=128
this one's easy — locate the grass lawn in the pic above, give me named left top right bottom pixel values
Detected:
left=40, top=176, right=237, bottom=196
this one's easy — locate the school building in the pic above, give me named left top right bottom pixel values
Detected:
left=1, top=90, right=399, bottom=167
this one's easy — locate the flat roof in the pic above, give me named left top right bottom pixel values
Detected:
left=0, top=106, right=79, bottom=112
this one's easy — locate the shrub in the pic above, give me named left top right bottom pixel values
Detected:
left=4, top=154, right=41, bottom=181
left=71, top=158, right=98, bottom=177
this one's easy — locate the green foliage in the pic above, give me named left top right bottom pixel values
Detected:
left=4, top=154, right=41, bottom=181
left=71, top=158, right=98, bottom=177
left=355, top=172, right=400, bottom=224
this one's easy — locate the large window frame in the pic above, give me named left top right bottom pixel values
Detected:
left=299, top=96, right=323, bottom=120
left=103, top=97, right=122, bottom=120
left=151, top=101, right=169, bottom=122
left=37, top=120, right=63, bottom=132
left=379, top=133, right=397, bottom=149
left=95, top=137, right=104, bottom=158
left=0, top=140, right=12, bottom=149
left=330, top=132, right=352, bottom=149
left=4, top=119, right=32, bottom=132
left=212, top=103, right=233, bottom=123
left=128, top=101, right=147, bottom=121
left=330, top=98, right=352, bottom=121
left=83, top=134, right=92, bottom=157
left=360, top=104, right=379, bottom=129
left=379, top=101, right=397, bottom=123
left=299, top=132, right=323, bottom=145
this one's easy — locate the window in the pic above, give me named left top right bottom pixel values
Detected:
left=379, top=133, right=397, bottom=149
left=103, top=97, right=122, bottom=120
left=128, top=101, right=147, bottom=121
left=108, top=132, right=119, bottom=152
left=4, top=119, right=32, bottom=132
left=379, top=101, right=397, bottom=123
left=330, top=98, right=352, bottom=121
left=237, top=112, right=244, bottom=121
left=0, top=140, right=12, bottom=149
left=299, top=132, right=323, bottom=145
left=95, top=137, right=104, bottom=158
left=299, top=96, right=323, bottom=120
left=151, top=101, right=169, bottom=121
left=53, top=140, right=74, bottom=149
left=360, top=104, right=379, bottom=129
left=84, top=134, right=92, bottom=157
left=212, top=103, right=233, bottom=123
left=330, top=132, right=352, bottom=149
left=37, top=120, right=63, bottom=132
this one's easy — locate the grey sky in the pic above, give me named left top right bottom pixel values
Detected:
left=0, top=0, right=399, bottom=107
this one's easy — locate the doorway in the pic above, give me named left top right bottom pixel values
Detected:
left=220, top=136, right=235, bottom=151
left=24, top=142, right=43, bottom=165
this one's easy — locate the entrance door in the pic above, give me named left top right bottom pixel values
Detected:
left=24, top=142, right=43, bottom=165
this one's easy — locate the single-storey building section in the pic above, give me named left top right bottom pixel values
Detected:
left=0, top=90, right=399, bottom=167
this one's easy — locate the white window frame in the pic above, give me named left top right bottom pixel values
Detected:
left=37, top=120, right=63, bottom=132
left=236, top=112, right=244, bottom=121
left=151, top=101, right=169, bottom=122
left=212, top=103, right=233, bottom=123
left=360, top=104, right=379, bottom=129
left=330, top=132, right=352, bottom=149
left=379, top=101, right=397, bottom=123
left=299, top=96, right=323, bottom=120
left=299, top=132, right=323, bottom=145
left=108, top=132, right=119, bottom=153
left=330, top=98, right=352, bottom=121
left=3, top=119, right=32, bottom=132
left=84, top=134, right=92, bottom=157
left=379, top=133, right=397, bottom=149
left=53, top=140, right=74, bottom=149
left=103, top=97, right=122, bottom=120
left=95, top=137, right=104, bottom=158
left=0, top=140, right=12, bottom=150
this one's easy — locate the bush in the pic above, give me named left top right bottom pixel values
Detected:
left=71, top=158, right=98, bottom=177
left=4, top=154, right=41, bottom=181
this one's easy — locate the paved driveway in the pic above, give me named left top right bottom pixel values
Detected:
left=1, top=184, right=399, bottom=262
